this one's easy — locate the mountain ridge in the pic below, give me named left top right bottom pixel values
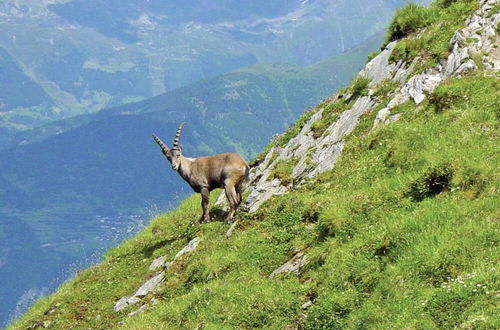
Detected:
left=0, top=0, right=427, bottom=141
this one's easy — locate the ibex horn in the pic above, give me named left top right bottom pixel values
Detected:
left=152, top=134, right=169, bottom=154
left=172, top=122, right=186, bottom=150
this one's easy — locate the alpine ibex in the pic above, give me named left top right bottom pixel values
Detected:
left=153, top=122, right=249, bottom=223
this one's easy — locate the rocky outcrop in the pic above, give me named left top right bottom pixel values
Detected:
left=242, top=94, right=378, bottom=213
left=218, top=0, right=500, bottom=274
left=242, top=0, right=499, bottom=219
left=383, top=0, right=499, bottom=112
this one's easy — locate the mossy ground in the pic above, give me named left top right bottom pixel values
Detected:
left=10, top=0, right=499, bottom=328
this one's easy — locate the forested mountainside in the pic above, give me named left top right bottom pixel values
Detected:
left=9, top=0, right=500, bottom=328
left=0, top=0, right=429, bottom=146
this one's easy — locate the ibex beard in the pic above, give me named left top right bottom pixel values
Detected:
left=153, top=122, right=249, bottom=223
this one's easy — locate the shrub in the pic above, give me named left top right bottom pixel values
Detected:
left=428, top=87, right=464, bottom=112
left=434, top=0, right=460, bottom=8
left=348, top=75, right=370, bottom=101
left=406, top=165, right=453, bottom=202
left=270, top=157, right=298, bottom=186
left=386, top=4, right=437, bottom=42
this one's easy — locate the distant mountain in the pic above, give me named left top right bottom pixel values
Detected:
left=0, top=0, right=430, bottom=143
left=0, top=33, right=383, bottom=326
left=0, top=47, right=55, bottom=145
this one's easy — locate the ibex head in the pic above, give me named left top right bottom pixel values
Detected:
left=152, top=122, right=185, bottom=171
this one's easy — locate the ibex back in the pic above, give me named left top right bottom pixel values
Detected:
left=153, top=122, right=249, bottom=223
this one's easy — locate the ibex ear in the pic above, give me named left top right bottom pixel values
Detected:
left=179, top=144, right=183, bottom=153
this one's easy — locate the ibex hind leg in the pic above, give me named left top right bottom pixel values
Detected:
left=224, top=182, right=239, bottom=224
left=200, top=188, right=211, bottom=223
left=235, top=173, right=247, bottom=206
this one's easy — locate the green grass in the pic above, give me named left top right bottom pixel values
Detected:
left=270, top=157, right=299, bottom=186
left=486, top=3, right=500, bottom=18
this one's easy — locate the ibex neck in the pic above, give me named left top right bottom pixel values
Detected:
left=177, top=155, right=194, bottom=181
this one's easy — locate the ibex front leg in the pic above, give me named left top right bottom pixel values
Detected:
left=200, top=188, right=211, bottom=223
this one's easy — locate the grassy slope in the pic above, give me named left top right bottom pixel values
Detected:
left=10, top=0, right=499, bottom=329
left=0, top=29, right=384, bottom=328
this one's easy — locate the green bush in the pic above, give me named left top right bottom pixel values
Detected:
left=406, top=164, right=453, bottom=202
left=386, top=4, right=437, bottom=42
left=434, top=0, right=460, bottom=8
left=348, top=75, right=370, bottom=101
left=270, top=157, right=298, bottom=186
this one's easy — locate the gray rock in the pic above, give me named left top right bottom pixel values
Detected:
left=303, top=96, right=375, bottom=179
left=163, top=261, right=174, bottom=271
left=323, top=97, right=374, bottom=144
left=372, top=108, right=402, bottom=131
left=372, top=108, right=390, bottom=131
left=483, top=25, right=496, bottom=36
left=148, top=238, right=200, bottom=272
left=128, top=304, right=149, bottom=317
left=445, top=44, right=471, bottom=77
left=149, top=256, right=167, bottom=271
left=392, top=57, right=416, bottom=84
left=468, top=14, right=484, bottom=30
left=291, top=156, right=311, bottom=182
left=308, top=142, right=344, bottom=178
left=245, top=178, right=288, bottom=213
left=134, top=271, right=165, bottom=298
left=403, top=73, right=442, bottom=104
left=449, top=31, right=466, bottom=47
left=455, top=59, right=477, bottom=75
left=115, top=238, right=201, bottom=313
left=114, top=296, right=141, bottom=312
left=361, top=41, right=400, bottom=86
left=302, top=300, right=313, bottom=310
left=387, top=92, right=409, bottom=109
left=269, top=252, right=309, bottom=278
left=278, top=109, right=323, bottom=161
left=173, top=237, right=200, bottom=260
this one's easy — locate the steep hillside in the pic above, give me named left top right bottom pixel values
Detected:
left=9, top=0, right=499, bottom=328
left=0, top=36, right=383, bottom=327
